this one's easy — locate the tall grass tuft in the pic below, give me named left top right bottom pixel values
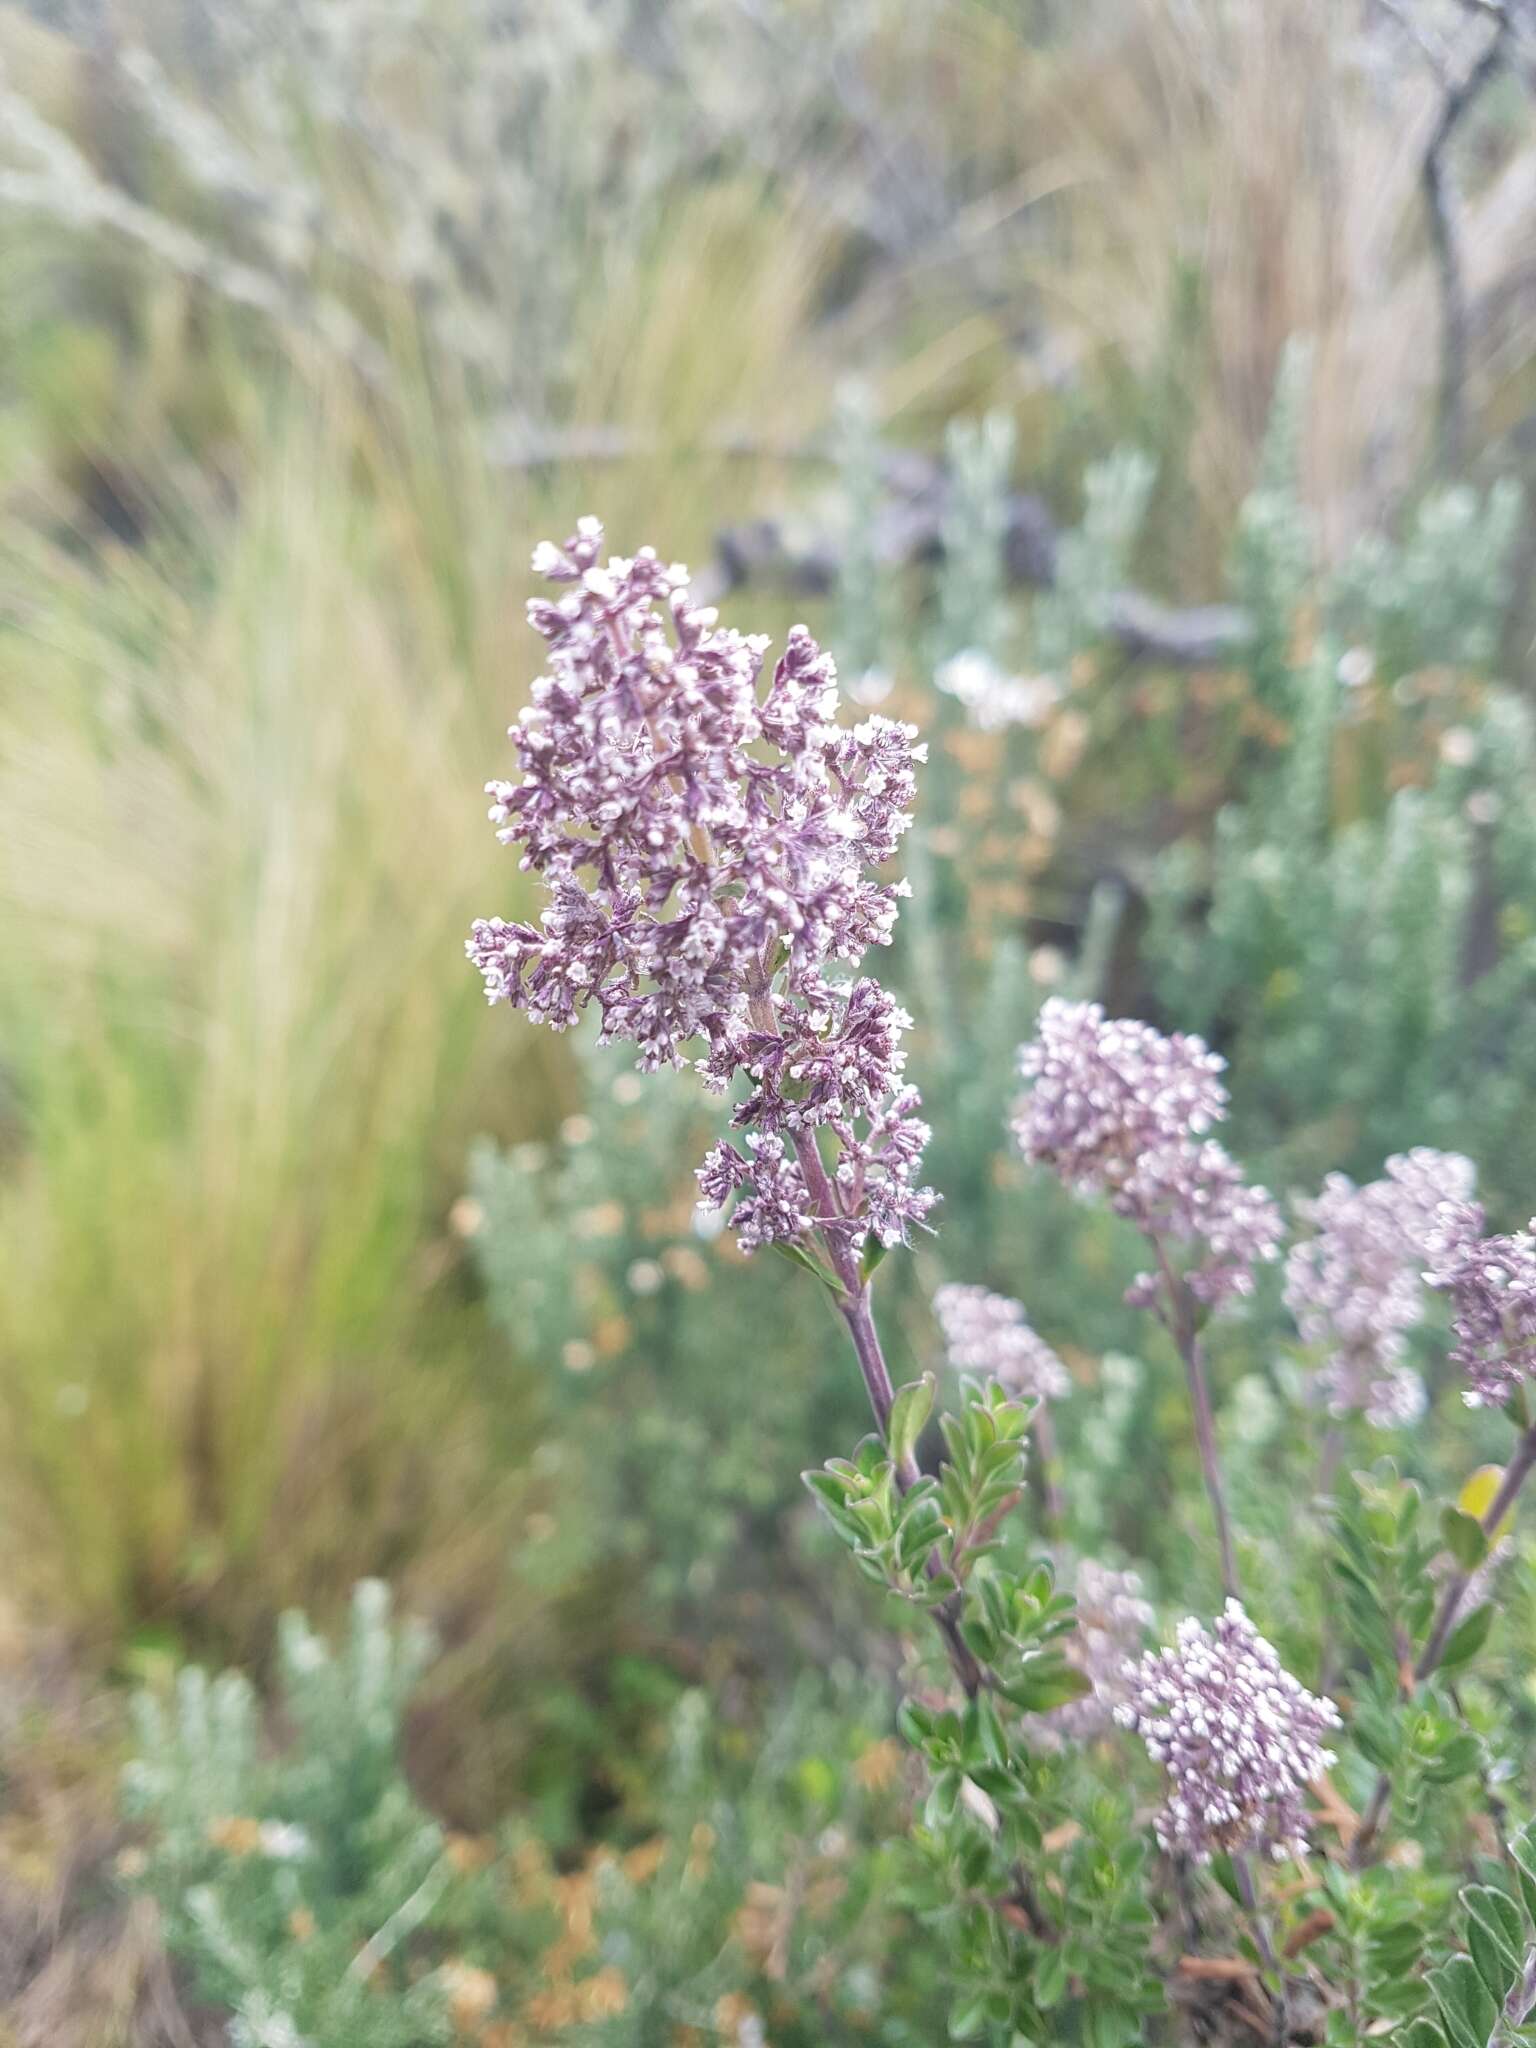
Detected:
left=0, top=404, right=539, bottom=1650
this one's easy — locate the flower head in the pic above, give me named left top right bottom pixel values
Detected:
left=1013, top=1001, right=1280, bottom=1310
left=1014, top=999, right=1228, bottom=1191
left=1429, top=1214, right=1536, bottom=1408
left=470, top=521, right=934, bottom=1254
left=1117, top=1601, right=1339, bottom=1863
left=1285, top=1148, right=1476, bottom=1426
left=932, top=1283, right=1070, bottom=1401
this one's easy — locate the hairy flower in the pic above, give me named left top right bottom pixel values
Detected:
left=470, top=521, right=934, bottom=1254
left=1117, top=1601, right=1340, bottom=1863
left=1429, top=1216, right=1536, bottom=1408
left=1285, top=1149, right=1476, bottom=1427
left=1014, top=1001, right=1280, bottom=1309
left=932, top=1283, right=1070, bottom=1401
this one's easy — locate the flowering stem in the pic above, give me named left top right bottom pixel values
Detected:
left=1032, top=1402, right=1064, bottom=1532
left=1233, top=1852, right=1287, bottom=2043
left=736, top=982, right=979, bottom=1690
left=741, top=984, right=900, bottom=1442
left=1315, top=1425, right=1350, bottom=1698
left=836, top=1281, right=906, bottom=1468
left=1184, top=1332, right=1241, bottom=1603
left=1154, top=1238, right=1241, bottom=1603
left=783, top=1108, right=982, bottom=1693
left=1351, top=1418, right=1536, bottom=1867
left=833, top=1271, right=984, bottom=1698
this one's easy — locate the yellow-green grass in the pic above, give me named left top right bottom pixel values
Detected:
left=0, top=153, right=838, bottom=1676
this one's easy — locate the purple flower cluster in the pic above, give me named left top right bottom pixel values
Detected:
left=1030, top=1558, right=1154, bottom=1750
left=1117, top=1601, right=1340, bottom=1863
left=932, top=1283, right=1071, bottom=1401
left=1428, top=1214, right=1536, bottom=1409
left=1012, top=1000, right=1281, bottom=1309
left=468, top=520, right=935, bottom=1255
left=1285, top=1149, right=1476, bottom=1428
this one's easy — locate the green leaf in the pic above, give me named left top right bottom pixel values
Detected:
left=1395, top=2023, right=1445, bottom=2048
left=1004, top=1662, right=1092, bottom=1713
left=1423, top=1733, right=1483, bottom=1785
left=1033, top=1946, right=1068, bottom=2010
left=897, top=1698, right=934, bottom=1747
left=1441, top=1507, right=1490, bottom=1574
left=1467, top=1913, right=1519, bottom=2005
left=860, top=1233, right=891, bottom=1280
left=1437, top=1602, right=1494, bottom=1675
left=1430, top=1953, right=1499, bottom=2048
left=770, top=1237, right=843, bottom=1295
left=1464, top=1885, right=1526, bottom=1982
left=925, top=1769, right=962, bottom=1830
left=1087, top=2010, right=1144, bottom=2048
left=887, top=1373, right=937, bottom=1470
left=1370, top=1920, right=1429, bottom=1975
left=895, top=1502, right=946, bottom=1577
left=1510, top=1826, right=1536, bottom=1925
left=948, top=1992, right=989, bottom=2039
left=802, top=1467, right=853, bottom=1506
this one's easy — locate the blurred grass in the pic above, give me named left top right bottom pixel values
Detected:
left=0, top=412, right=513, bottom=1642
left=0, top=117, right=835, bottom=1690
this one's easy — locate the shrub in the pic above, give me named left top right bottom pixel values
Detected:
left=460, top=509, right=1536, bottom=2043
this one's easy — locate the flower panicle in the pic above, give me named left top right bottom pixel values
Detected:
left=1286, top=1148, right=1477, bottom=1427
left=1117, top=1600, right=1340, bottom=1863
left=1012, top=1000, right=1281, bottom=1311
left=469, top=519, right=935, bottom=1257
left=932, top=1283, right=1070, bottom=1402
left=1427, top=1206, right=1536, bottom=1409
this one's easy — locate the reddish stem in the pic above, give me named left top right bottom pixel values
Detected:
left=1152, top=1237, right=1241, bottom=1602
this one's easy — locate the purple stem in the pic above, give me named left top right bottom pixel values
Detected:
left=783, top=1119, right=918, bottom=1477
left=1351, top=1419, right=1536, bottom=1867
left=1153, top=1237, right=1241, bottom=1603
left=1234, top=1852, right=1287, bottom=2043
left=749, top=993, right=980, bottom=1693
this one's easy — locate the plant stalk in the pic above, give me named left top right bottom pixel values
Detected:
left=1153, top=1238, right=1241, bottom=1602
left=1234, top=1852, right=1288, bottom=2044
left=744, top=987, right=983, bottom=1696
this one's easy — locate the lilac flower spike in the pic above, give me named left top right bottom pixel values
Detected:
left=932, top=1283, right=1071, bottom=1402
left=1285, top=1149, right=1476, bottom=1427
left=1012, top=1000, right=1281, bottom=1309
left=1118, top=1601, right=1340, bottom=1863
left=469, top=520, right=935, bottom=1255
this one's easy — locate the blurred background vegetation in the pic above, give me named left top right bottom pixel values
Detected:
left=3, top=0, right=1536, bottom=2039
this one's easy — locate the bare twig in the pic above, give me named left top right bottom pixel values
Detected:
left=1380, top=0, right=1515, bottom=472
